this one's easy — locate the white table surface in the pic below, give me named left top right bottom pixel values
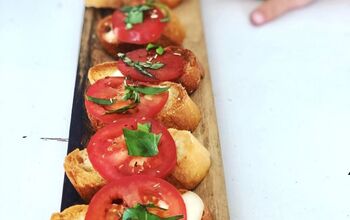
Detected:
left=1, top=0, right=350, bottom=219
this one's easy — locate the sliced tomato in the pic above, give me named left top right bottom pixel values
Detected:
left=86, top=176, right=187, bottom=220
left=112, top=7, right=167, bottom=44
left=117, top=47, right=186, bottom=82
left=87, top=117, right=176, bottom=181
left=85, top=77, right=168, bottom=127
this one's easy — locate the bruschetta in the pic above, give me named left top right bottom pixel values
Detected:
left=51, top=177, right=212, bottom=220
left=88, top=45, right=204, bottom=94
left=85, top=0, right=183, bottom=9
left=85, top=76, right=201, bottom=131
left=64, top=124, right=211, bottom=201
left=96, top=1, right=185, bottom=56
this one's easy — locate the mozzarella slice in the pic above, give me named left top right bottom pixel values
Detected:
left=182, top=191, right=204, bottom=220
left=110, top=69, right=123, bottom=77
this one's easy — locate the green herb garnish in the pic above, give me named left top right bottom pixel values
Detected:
left=122, top=5, right=152, bottom=30
left=122, top=82, right=169, bottom=104
left=118, top=53, right=165, bottom=78
left=146, top=43, right=165, bottom=55
left=122, top=203, right=184, bottom=220
left=105, top=103, right=138, bottom=114
left=125, top=84, right=169, bottom=95
left=123, top=123, right=162, bottom=157
left=121, top=0, right=171, bottom=30
left=87, top=82, right=169, bottom=115
left=86, top=96, right=116, bottom=105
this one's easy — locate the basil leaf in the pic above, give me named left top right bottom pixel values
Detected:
left=152, top=2, right=171, bottom=23
left=122, top=5, right=152, bottom=30
left=105, top=103, right=138, bottom=114
left=125, top=85, right=169, bottom=95
left=86, top=95, right=116, bottom=105
left=146, top=43, right=158, bottom=51
left=156, top=46, right=165, bottom=55
left=146, top=43, right=165, bottom=56
left=123, top=88, right=141, bottom=103
left=123, top=123, right=161, bottom=157
left=134, top=62, right=155, bottom=78
left=122, top=204, right=184, bottom=220
left=150, top=62, right=164, bottom=69
left=118, top=53, right=165, bottom=79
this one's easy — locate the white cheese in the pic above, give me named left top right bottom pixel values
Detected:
left=103, top=29, right=118, bottom=43
left=110, top=69, right=123, bottom=77
left=182, top=191, right=204, bottom=220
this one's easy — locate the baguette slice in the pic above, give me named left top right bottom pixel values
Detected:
left=88, top=46, right=204, bottom=94
left=86, top=63, right=201, bottom=131
left=97, top=12, right=185, bottom=57
left=167, top=129, right=211, bottom=189
left=85, top=0, right=183, bottom=8
left=51, top=205, right=87, bottom=220
left=51, top=193, right=212, bottom=220
left=64, top=129, right=210, bottom=201
left=64, top=149, right=107, bottom=201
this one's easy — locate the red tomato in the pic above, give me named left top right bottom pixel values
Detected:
left=117, top=48, right=186, bottom=82
left=112, top=7, right=167, bottom=44
left=87, top=117, right=177, bottom=181
left=86, top=176, right=187, bottom=220
left=85, top=77, right=168, bottom=127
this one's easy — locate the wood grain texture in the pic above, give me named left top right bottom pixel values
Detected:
left=61, top=0, right=230, bottom=219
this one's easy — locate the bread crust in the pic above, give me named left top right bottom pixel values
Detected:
left=87, top=45, right=204, bottom=94
left=85, top=0, right=122, bottom=8
left=167, top=46, right=204, bottom=94
left=167, top=128, right=211, bottom=189
left=86, top=63, right=201, bottom=131
left=97, top=14, right=185, bottom=57
left=85, top=0, right=183, bottom=8
left=156, top=82, right=201, bottom=132
left=51, top=194, right=211, bottom=220
left=64, top=128, right=209, bottom=200
left=64, top=149, right=107, bottom=201
left=51, top=205, right=88, bottom=220
left=87, top=61, right=121, bottom=84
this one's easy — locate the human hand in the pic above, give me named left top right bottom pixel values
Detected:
left=250, top=0, right=314, bottom=26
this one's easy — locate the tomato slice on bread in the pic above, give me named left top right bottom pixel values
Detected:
left=86, top=176, right=187, bottom=220
left=117, top=47, right=186, bottom=82
left=85, top=77, right=169, bottom=127
left=87, top=117, right=176, bottom=181
left=112, top=6, right=167, bottom=44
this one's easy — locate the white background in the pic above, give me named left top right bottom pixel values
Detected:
left=0, top=0, right=350, bottom=219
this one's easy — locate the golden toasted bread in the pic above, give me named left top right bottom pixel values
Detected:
left=64, top=128, right=210, bottom=201
left=85, top=0, right=182, bottom=8
left=64, top=149, right=107, bottom=201
left=97, top=13, right=185, bottom=57
left=88, top=46, right=204, bottom=94
left=86, top=63, right=201, bottom=131
left=167, top=128, right=210, bottom=189
left=51, top=194, right=212, bottom=220
left=155, top=81, right=201, bottom=131
left=51, top=205, right=88, bottom=220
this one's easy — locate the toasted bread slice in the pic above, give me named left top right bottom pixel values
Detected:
left=85, top=0, right=183, bottom=8
left=51, top=205, right=87, bottom=220
left=97, top=13, right=185, bottom=57
left=64, top=149, right=107, bottom=201
left=64, top=128, right=210, bottom=201
left=51, top=193, right=212, bottom=220
left=88, top=46, right=204, bottom=94
left=167, top=128, right=211, bottom=189
left=86, top=63, right=201, bottom=131
left=156, top=82, right=201, bottom=131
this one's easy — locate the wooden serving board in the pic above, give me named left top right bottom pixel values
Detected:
left=60, top=0, right=230, bottom=219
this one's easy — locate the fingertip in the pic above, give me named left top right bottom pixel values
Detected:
left=250, top=11, right=266, bottom=26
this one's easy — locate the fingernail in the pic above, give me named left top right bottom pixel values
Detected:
left=251, top=11, right=265, bottom=25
